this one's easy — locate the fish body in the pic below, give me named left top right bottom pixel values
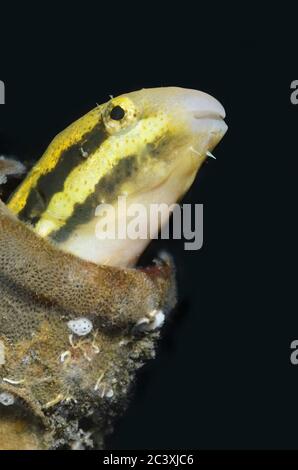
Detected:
left=8, top=87, right=227, bottom=266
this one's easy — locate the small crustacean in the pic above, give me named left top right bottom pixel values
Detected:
left=0, top=87, right=227, bottom=449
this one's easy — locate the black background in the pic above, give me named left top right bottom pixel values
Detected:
left=0, top=9, right=297, bottom=450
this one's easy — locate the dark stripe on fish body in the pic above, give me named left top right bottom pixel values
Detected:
left=17, top=120, right=108, bottom=225
left=51, top=155, right=138, bottom=243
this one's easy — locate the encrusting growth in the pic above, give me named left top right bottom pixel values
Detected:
left=0, top=197, right=176, bottom=449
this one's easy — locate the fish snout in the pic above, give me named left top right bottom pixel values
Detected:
left=182, top=89, right=227, bottom=135
left=179, top=88, right=226, bottom=120
left=164, top=87, right=227, bottom=142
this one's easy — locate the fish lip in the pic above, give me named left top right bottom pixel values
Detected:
left=190, top=112, right=228, bottom=137
left=192, top=110, right=226, bottom=120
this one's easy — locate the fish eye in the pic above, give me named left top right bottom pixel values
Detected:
left=103, top=97, right=138, bottom=134
left=110, top=105, right=125, bottom=121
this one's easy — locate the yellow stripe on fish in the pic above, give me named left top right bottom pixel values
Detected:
left=8, top=107, right=103, bottom=215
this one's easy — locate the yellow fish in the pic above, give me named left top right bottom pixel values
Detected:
left=8, top=87, right=227, bottom=266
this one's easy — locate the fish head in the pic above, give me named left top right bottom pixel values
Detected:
left=7, top=87, right=227, bottom=266
left=100, top=86, right=227, bottom=203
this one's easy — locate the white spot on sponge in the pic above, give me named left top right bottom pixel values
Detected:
left=133, top=310, right=165, bottom=333
left=67, top=318, right=93, bottom=336
left=105, top=388, right=114, bottom=398
left=0, top=392, right=15, bottom=406
left=149, top=310, right=165, bottom=330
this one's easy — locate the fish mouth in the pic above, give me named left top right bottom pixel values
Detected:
left=190, top=112, right=228, bottom=158
left=192, top=109, right=226, bottom=121
left=171, top=87, right=227, bottom=140
left=191, top=110, right=227, bottom=136
left=192, top=112, right=226, bottom=126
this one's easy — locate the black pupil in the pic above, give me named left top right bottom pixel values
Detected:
left=110, top=105, right=125, bottom=120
